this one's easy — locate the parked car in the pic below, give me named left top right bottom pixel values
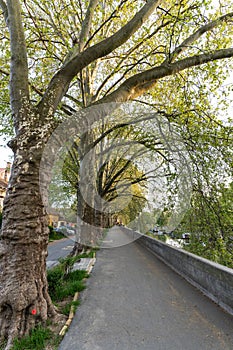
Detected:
left=66, top=225, right=76, bottom=234
left=54, top=226, right=75, bottom=235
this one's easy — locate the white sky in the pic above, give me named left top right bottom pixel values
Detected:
left=0, top=136, right=13, bottom=168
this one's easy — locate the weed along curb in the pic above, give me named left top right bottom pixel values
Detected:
left=59, top=252, right=96, bottom=337
left=59, top=292, right=79, bottom=336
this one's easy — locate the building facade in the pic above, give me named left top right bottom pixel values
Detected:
left=0, top=162, right=11, bottom=210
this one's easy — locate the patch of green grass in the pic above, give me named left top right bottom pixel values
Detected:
left=47, top=265, right=64, bottom=299
left=78, top=251, right=94, bottom=258
left=47, top=257, right=88, bottom=302
left=61, top=300, right=80, bottom=316
left=11, top=325, right=61, bottom=350
left=65, top=269, right=88, bottom=282
left=52, top=280, right=86, bottom=301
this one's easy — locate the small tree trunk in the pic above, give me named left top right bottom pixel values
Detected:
left=0, top=143, right=57, bottom=348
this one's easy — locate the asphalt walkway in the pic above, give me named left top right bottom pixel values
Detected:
left=59, top=227, right=233, bottom=350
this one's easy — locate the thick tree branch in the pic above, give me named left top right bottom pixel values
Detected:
left=79, top=0, right=98, bottom=52
left=96, top=11, right=233, bottom=103
left=78, top=0, right=99, bottom=106
left=6, top=0, right=30, bottom=128
left=100, top=48, right=233, bottom=103
left=165, top=12, right=233, bottom=64
left=37, top=0, right=161, bottom=115
left=83, top=0, right=130, bottom=49
left=0, top=68, right=76, bottom=117
left=93, top=19, right=171, bottom=101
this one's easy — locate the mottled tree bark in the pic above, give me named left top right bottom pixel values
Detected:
left=1, top=0, right=233, bottom=347
left=0, top=133, right=57, bottom=349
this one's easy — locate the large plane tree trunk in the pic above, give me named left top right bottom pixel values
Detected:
left=0, top=134, right=57, bottom=349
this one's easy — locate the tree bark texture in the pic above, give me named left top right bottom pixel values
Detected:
left=1, top=0, right=233, bottom=347
left=0, top=132, right=56, bottom=348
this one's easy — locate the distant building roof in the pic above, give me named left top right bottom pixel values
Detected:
left=0, top=162, right=11, bottom=182
left=0, top=179, right=8, bottom=189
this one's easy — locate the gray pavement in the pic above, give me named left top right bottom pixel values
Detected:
left=47, top=237, right=74, bottom=268
left=59, top=227, right=233, bottom=350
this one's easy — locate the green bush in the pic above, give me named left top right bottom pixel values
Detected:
left=48, top=225, right=65, bottom=241
left=184, top=237, right=233, bottom=269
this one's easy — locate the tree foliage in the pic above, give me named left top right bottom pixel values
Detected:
left=173, top=117, right=233, bottom=267
left=1, top=0, right=233, bottom=347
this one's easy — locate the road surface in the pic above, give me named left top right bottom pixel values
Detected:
left=59, top=227, right=233, bottom=350
left=47, top=237, right=75, bottom=268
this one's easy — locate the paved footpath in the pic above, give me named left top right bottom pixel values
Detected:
left=59, top=227, right=233, bottom=350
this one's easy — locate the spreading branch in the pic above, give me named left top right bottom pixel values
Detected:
left=165, top=12, right=233, bottom=64
left=37, top=0, right=161, bottom=115
left=100, top=48, right=233, bottom=103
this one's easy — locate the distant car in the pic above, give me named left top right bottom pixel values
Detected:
left=67, top=229, right=75, bottom=235
left=54, top=226, right=75, bottom=235
left=54, top=226, right=66, bottom=233
left=54, top=226, right=64, bottom=230
left=66, top=226, right=76, bottom=234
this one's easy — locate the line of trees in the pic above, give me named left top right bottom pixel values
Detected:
left=0, top=0, right=233, bottom=348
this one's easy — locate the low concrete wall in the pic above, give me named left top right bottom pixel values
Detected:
left=124, top=227, right=233, bottom=316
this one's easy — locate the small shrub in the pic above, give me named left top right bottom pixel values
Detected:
left=58, top=255, right=82, bottom=275
left=49, top=226, right=65, bottom=241
left=156, top=234, right=167, bottom=242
